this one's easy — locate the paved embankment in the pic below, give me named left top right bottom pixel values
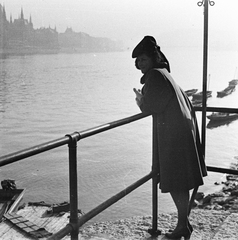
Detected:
left=79, top=209, right=238, bottom=239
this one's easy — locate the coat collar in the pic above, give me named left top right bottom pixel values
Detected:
left=140, top=63, right=170, bottom=84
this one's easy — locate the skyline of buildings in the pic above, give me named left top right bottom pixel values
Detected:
left=0, top=4, right=122, bottom=55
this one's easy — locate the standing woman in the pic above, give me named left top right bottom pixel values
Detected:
left=132, top=36, right=207, bottom=239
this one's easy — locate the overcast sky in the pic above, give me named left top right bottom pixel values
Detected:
left=1, top=0, right=238, bottom=48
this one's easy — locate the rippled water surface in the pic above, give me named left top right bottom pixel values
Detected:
left=0, top=49, right=238, bottom=222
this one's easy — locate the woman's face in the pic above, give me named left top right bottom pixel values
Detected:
left=137, top=54, right=154, bottom=74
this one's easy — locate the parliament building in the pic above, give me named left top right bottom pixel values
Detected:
left=0, top=5, right=122, bottom=55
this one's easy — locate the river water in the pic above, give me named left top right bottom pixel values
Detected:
left=0, top=48, right=238, bottom=222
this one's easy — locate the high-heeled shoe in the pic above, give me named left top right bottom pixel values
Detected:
left=165, top=227, right=192, bottom=240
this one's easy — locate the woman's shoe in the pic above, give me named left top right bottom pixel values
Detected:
left=165, top=227, right=191, bottom=240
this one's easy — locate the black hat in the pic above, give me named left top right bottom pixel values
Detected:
left=132, top=36, right=170, bottom=72
left=132, top=36, right=157, bottom=58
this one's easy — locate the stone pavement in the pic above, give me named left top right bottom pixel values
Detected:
left=1, top=207, right=237, bottom=239
left=212, top=213, right=238, bottom=240
left=78, top=212, right=238, bottom=240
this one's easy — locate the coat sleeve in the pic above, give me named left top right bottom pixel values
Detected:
left=139, top=69, right=174, bottom=114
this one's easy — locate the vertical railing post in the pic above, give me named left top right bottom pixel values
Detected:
left=148, top=115, right=161, bottom=236
left=66, top=132, right=80, bottom=240
left=198, top=0, right=215, bottom=157
left=201, top=0, right=209, bottom=157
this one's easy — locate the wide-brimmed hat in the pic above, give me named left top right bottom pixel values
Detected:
left=132, top=36, right=170, bottom=72
left=132, top=36, right=157, bottom=58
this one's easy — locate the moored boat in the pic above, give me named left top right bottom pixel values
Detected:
left=217, top=85, right=236, bottom=98
left=192, top=99, right=203, bottom=107
left=207, top=112, right=238, bottom=122
left=192, top=90, right=212, bottom=101
left=185, top=88, right=198, bottom=97
left=228, top=79, right=238, bottom=86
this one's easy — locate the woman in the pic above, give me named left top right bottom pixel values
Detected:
left=132, top=36, right=207, bottom=239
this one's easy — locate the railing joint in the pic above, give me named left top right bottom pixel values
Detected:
left=67, top=222, right=79, bottom=234
left=65, top=131, right=81, bottom=144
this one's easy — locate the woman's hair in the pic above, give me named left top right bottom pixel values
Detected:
left=132, top=36, right=170, bottom=72
left=134, top=50, right=164, bottom=70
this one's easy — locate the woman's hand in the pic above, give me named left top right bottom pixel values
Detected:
left=133, top=88, right=143, bottom=107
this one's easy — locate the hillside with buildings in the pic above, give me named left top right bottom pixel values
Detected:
left=0, top=5, right=123, bottom=56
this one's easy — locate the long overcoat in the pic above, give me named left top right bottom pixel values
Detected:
left=139, top=68, right=207, bottom=193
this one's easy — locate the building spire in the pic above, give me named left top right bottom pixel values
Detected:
left=20, top=7, right=24, bottom=19
left=2, top=4, right=7, bottom=21
left=29, top=15, right=33, bottom=28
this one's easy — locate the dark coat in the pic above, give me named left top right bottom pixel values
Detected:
left=139, top=68, right=207, bottom=193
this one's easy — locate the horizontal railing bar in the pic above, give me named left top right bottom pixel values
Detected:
left=0, top=136, right=70, bottom=167
left=194, top=106, right=238, bottom=113
left=207, top=166, right=238, bottom=175
left=48, top=171, right=154, bottom=240
left=0, top=113, right=150, bottom=167
left=78, top=113, right=150, bottom=139
left=47, top=224, right=73, bottom=240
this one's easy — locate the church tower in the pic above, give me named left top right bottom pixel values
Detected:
left=2, top=4, right=7, bottom=21
left=0, top=4, right=7, bottom=22
left=0, top=4, right=8, bottom=48
left=20, top=7, right=24, bottom=19
left=29, top=15, right=33, bottom=28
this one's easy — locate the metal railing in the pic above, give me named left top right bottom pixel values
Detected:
left=197, top=106, right=238, bottom=175
left=1, top=108, right=238, bottom=240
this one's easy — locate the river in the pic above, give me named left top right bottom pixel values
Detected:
left=0, top=48, right=238, bottom=222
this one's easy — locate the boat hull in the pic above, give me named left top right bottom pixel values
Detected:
left=192, top=91, right=212, bottom=101
left=207, top=113, right=238, bottom=122
left=217, top=86, right=236, bottom=98
left=185, top=89, right=198, bottom=97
